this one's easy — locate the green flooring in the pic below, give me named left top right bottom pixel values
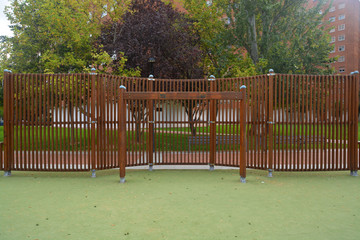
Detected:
left=0, top=169, right=359, bottom=240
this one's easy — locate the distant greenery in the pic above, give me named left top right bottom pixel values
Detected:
left=1, top=123, right=359, bottom=151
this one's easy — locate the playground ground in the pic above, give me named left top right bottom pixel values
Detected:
left=0, top=168, right=359, bottom=240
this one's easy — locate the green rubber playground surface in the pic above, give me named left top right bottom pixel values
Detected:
left=0, top=169, right=359, bottom=240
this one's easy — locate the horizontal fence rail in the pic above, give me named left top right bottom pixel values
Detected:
left=2, top=71, right=359, bottom=176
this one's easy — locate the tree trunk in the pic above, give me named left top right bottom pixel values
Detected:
left=248, top=13, right=259, bottom=65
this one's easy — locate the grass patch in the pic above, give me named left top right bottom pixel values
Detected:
left=0, top=169, right=359, bottom=240
left=0, top=123, right=359, bottom=150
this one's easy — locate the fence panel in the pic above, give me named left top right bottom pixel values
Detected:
left=2, top=72, right=358, bottom=173
left=6, top=73, right=92, bottom=171
left=272, top=74, right=355, bottom=171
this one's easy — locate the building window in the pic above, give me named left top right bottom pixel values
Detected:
left=338, top=56, right=345, bottom=62
left=329, top=28, right=335, bottom=33
left=329, top=6, right=335, bottom=12
left=338, top=24, right=345, bottom=31
left=329, top=17, right=336, bottom=22
left=338, top=45, right=345, bottom=51
left=330, top=36, right=336, bottom=43
left=339, top=3, right=345, bottom=9
left=339, top=14, right=345, bottom=20
left=330, top=45, right=335, bottom=53
left=338, top=35, right=345, bottom=41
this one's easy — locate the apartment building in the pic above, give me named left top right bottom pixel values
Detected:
left=309, top=0, right=360, bottom=74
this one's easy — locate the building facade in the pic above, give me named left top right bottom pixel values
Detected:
left=309, top=0, right=360, bottom=74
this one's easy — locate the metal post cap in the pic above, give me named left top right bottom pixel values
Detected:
left=119, top=85, right=126, bottom=90
left=148, top=75, right=155, bottom=80
left=4, top=69, right=12, bottom=73
left=208, top=75, right=216, bottom=81
left=90, top=67, right=97, bottom=75
left=240, top=85, right=247, bottom=89
left=354, top=71, right=359, bottom=74
left=268, top=69, right=275, bottom=76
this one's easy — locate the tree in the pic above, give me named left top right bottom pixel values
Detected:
left=99, top=0, right=204, bottom=79
left=222, top=0, right=334, bottom=74
left=2, top=0, right=132, bottom=74
left=184, top=0, right=260, bottom=77
left=99, top=0, right=206, bottom=139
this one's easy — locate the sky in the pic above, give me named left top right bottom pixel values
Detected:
left=0, top=0, right=12, bottom=37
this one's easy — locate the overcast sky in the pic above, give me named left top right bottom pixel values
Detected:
left=0, top=0, right=12, bottom=37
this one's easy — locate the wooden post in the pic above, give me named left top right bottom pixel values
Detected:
left=209, top=75, right=216, bottom=170
left=3, top=70, right=13, bottom=176
left=90, top=68, right=97, bottom=177
left=240, top=85, right=247, bottom=183
left=119, top=85, right=127, bottom=183
left=350, top=71, right=359, bottom=176
left=147, top=75, right=154, bottom=171
left=267, top=69, right=275, bottom=177
left=354, top=71, right=359, bottom=176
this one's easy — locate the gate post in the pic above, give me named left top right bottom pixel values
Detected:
left=147, top=75, right=155, bottom=171
left=119, top=85, right=127, bottom=183
left=209, top=75, right=216, bottom=171
left=240, top=85, right=247, bottom=183
left=350, top=71, right=359, bottom=176
left=3, top=69, right=13, bottom=176
left=90, top=68, right=97, bottom=177
left=267, top=69, right=275, bottom=177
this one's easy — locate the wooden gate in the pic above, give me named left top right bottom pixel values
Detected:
left=118, top=87, right=248, bottom=182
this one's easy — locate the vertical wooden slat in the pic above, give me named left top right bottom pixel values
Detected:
left=148, top=76, right=154, bottom=168
left=119, top=86, right=126, bottom=182
left=90, top=72, right=96, bottom=172
left=354, top=72, right=359, bottom=173
left=268, top=70, right=274, bottom=175
left=3, top=71, right=10, bottom=173
left=209, top=77, right=216, bottom=169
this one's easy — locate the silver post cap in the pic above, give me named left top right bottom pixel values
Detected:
left=90, top=67, right=97, bottom=75
left=4, top=69, right=12, bottom=73
left=208, top=75, right=216, bottom=81
left=119, top=85, right=126, bottom=90
left=268, top=69, right=275, bottom=76
left=354, top=70, right=359, bottom=74
left=240, top=85, right=247, bottom=89
left=148, top=75, right=155, bottom=81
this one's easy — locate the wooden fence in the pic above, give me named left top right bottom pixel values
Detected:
left=1, top=71, right=359, bottom=177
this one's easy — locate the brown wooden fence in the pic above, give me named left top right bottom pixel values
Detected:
left=1, top=71, right=359, bottom=177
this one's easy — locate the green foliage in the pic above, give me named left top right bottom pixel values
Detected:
left=1, top=0, right=132, bottom=74
left=184, top=0, right=258, bottom=77
left=185, top=0, right=334, bottom=75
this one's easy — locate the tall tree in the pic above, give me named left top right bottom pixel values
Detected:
left=2, top=0, right=132, bottom=74
left=99, top=0, right=204, bottom=79
left=185, top=0, right=334, bottom=74
left=223, top=0, right=333, bottom=73
left=184, top=0, right=260, bottom=77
